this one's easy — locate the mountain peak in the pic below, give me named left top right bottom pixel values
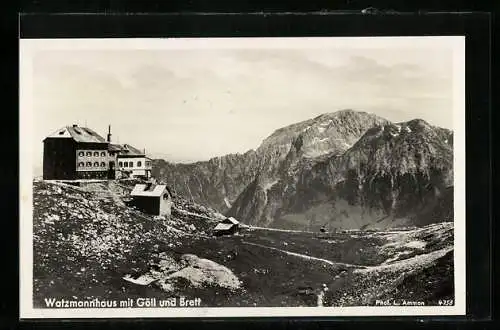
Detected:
left=405, top=118, right=432, bottom=131
left=313, top=109, right=369, bottom=121
left=258, top=110, right=390, bottom=156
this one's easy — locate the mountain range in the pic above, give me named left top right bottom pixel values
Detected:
left=153, top=110, right=453, bottom=231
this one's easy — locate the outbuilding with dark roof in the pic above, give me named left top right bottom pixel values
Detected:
left=213, top=217, right=240, bottom=236
left=129, top=183, right=173, bottom=216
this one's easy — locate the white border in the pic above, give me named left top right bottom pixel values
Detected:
left=19, top=36, right=466, bottom=319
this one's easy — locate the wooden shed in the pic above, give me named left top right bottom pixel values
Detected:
left=213, top=217, right=240, bottom=236
left=130, top=183, right=173, bottom=217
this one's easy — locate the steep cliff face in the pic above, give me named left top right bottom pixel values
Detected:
left=228, top=118, right=454, bottom=230
left=153, top=151, right=259, bottom=212
left=153, top=110, right=453, bottom=230
left=153, top=110, right=388, bottom=213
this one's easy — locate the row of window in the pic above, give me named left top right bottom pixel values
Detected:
left=78, top=161, right=107, bottom=168
left=120, top=161, right=134, bottom=168
left=118, top=161, right=150, bottom=168
left=78, top=151, right=109, bottom=157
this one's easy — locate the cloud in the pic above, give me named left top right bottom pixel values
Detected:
left=30, top=45, right=455, bottom=168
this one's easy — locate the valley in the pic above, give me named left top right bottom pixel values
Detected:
left=32, top=179, right=453, bottom=308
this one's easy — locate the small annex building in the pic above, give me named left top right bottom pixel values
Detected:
left=129, top=183, right=173, bottom=217
left=112, top=143, right=153, bottom=180
left=213, top=217, right=240, bottom=236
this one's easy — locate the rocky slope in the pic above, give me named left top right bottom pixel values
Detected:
left=153, top=110, right=453, bottom=230
left=33, top=180, right=454, bottom=307
left=154, top=110, right=388, bottom=217
left=229, top=118, right=453, bottom=230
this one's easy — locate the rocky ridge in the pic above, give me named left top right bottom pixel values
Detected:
left=154, top=110, right=453, bottom=230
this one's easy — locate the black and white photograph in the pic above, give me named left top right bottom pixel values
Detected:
left=19, top=36, right=465, bottom=318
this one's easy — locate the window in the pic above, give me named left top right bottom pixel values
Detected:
left=119, top=161, right=123, bottom=167
left=86, top=152, right=92, bottom=157
left=146, top=161, right=151, bottom=167
left=78, top=162, right=84, bottom=167
left=124, top=162, right=128, bottom=167
left=94, top=162, right=99, bottom=167
left=137, top=161, right=142, bottom=167
left=78, top=151, right=84, bottom=157
left=101, top=151, right=106, bottom=157
left=129, top=161, right=133, bottom=167
left=94, top=151, right=99, bottom=157
left=86, top=162, right=92, bottom=167
left=100, top=162, right=106, bottom=167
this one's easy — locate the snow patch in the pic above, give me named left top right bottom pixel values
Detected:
left=311, top=137, right=329, bottom=144
left=123, top=274, right=157, bottom=285
left=165, top=254, right=242, bottom=290
left=355, top=246, right=453, bottom=274
left=224, top=197, right=232, bottom=208
left=304, top=150, right=330, bottom=158
left=404, top=240, right=427, bottom=249
left=381, top=250, right=413, bottom=264
left=262, top=180, right=279, bottom=192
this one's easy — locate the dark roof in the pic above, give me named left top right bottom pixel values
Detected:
left=45, top=125, right=107, bottom=143
left=111, top=143, right=145, bottom=156
left=122, top=144, right=144, bottom=155
left=214, top=223, right=236, bottom=231
left=109, top=144, right=123, bottom=151
left=130, top=184, right=169, bottom=197
left=223, top=217, right=239, bottom=225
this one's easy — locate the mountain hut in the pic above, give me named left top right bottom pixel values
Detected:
left=129, top=183, right=173, bottom=217
left=213, top=217, right=240, bottom=236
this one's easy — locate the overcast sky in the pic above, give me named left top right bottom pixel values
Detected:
left=23, top=37, right=461, bottom=172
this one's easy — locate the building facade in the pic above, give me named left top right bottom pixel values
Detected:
left=43, top=125, right=114, bottom=180
left=43, top=124, right=151, bottom=181
left=115, top=144, right=153, bottom=179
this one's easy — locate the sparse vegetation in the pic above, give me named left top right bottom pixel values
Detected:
left=33, top=180, right=454, bottom=308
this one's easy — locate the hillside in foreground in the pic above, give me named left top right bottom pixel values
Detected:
left=33, top=180, right=454, bottom=308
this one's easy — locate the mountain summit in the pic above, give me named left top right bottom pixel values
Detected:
left=153, top=110, right=453, bottom=230
left=257, top=109, right=389, bottom=159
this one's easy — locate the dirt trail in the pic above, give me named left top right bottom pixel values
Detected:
left=247, top=226, right=314, bottom=234
left=241, top=240, right=366, bottom=269
left=173, top=207, right=217, bottom=221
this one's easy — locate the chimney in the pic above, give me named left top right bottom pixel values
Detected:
left=107, top=125, right=112, bottom=142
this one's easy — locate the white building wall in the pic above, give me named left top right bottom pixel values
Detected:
left=117, top=156, right=152, bottom=178
left=76, top=149, right=114, bottom=172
